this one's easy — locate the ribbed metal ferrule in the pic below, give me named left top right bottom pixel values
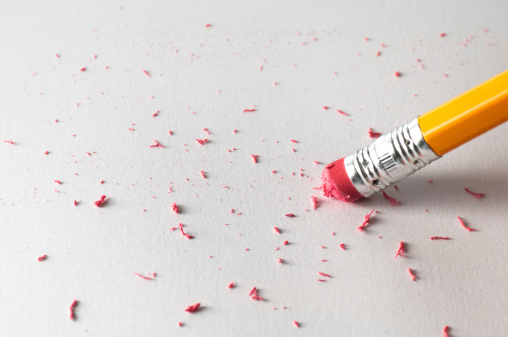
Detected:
left=344, top=118, right=440, bottom=198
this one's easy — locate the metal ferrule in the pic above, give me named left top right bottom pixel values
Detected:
left=344, top=118, right=440, bottom=198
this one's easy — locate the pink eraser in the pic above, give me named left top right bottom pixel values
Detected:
left=321, top=158, right=363, bottom=202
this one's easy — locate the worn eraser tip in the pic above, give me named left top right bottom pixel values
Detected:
left=321, top=158, right=363, bottom=202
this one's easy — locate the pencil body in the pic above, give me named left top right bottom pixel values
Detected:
left=322, top=70, right=508, bottom=202
left=418, top=69, right=508, bottom=155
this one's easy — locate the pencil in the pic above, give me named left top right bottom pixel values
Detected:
left=322, top=69, right=508, bottom=202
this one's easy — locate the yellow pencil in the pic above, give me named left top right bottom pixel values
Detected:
left=322, top=70, right=508, bottom=202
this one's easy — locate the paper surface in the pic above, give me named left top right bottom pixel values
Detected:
left=1, top=0, right=507, bottom=336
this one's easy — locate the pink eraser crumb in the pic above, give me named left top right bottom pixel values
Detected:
left=443, top=326, right=450, bottom=337
left=368, top=128, right=382, bottom=138
left=73, top=200, right=78, bottom=206
left=285, top=213, right=295, bottom=217
left=79, top=67, right=86, bottom=72
left=310, top=196, right=318, bottom=210
left=283, top=240, right=289, bottom=245
left=178, top=322, right=183, bottom=327
left=376, top=51, right=381, bottom=57
left=149, top=140, right=164, bottom=148
left=339, top=243, right=346, bottom=250
left=335, top=109, right=349, bottom=116
left=318, top=272, right=331, bottom=278
left=248, top=287, right=257, bottom=296
left=142, top=69, right=151, bottom=77
left=457, top=216, right=475, bottom=232
left=290, top=139, right=297, bottom=143
left=205, top=23, right=212, bottom=27
left=465, top=187, right=485, bottom=198
left=54, top=180, right=61, bottom=184
left=69, top=299, right=78, bottom=320
left=358, top=209, right=375, bottom=232
left=228, top=282, right=235, bottom=288
left=152, top=110, right=159, bottom=117
left=430, top=236, right=451, bottom=240
left=440, top=33, right=446, bottom=37
left=4, top=140, right=15, bottom=144
left=251, top=154, right=259, bottom=163
left=382, top=191, right=401, bottom=206
left=37, top=254, right=47, bottom=261
left=100, top=180, right=104, bottom=184
left=242, top=108, right=257, bottom=112
left=394, top=71, right=401, bottom=77
left=273, top=227, right=281, bottom=234
left=134, top=273, right=153, bottom=280
left=321, top=158, right=363, bottom=202
left=293, top=321, right=300, bottom=328
left=408, top=268, right=416, bottom=281
left=168, top=130, right=172, bottom=135
left=200, top=171, right=206, bottom=179
left=395, top=241, right=406, bottom=258
left=185, top=303, right=201, bottom=313
left=94, top=195, right=106, bottom=207
left=44, top=151, right=49, bottom=155
left=322, top=106, right=329, bottom=110
left=55, top=53, right=60, bottom=58
left=171, top=202, right=179, bottom=214
left=179, top=223, right=194, bottom=239
left=196, top=139, right=208, bottom=145
left=203, top=128, right=209, bottom=135
left=277, top=258, right=283, bottom=264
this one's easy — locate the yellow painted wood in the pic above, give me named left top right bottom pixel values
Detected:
left=418, top=70, right=508, bottom=155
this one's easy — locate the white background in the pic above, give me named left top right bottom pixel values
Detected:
left=1, top=0, right=507, bottom=336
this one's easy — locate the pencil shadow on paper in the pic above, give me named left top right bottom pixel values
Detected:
left=356, top=171, right=508, bottom=209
